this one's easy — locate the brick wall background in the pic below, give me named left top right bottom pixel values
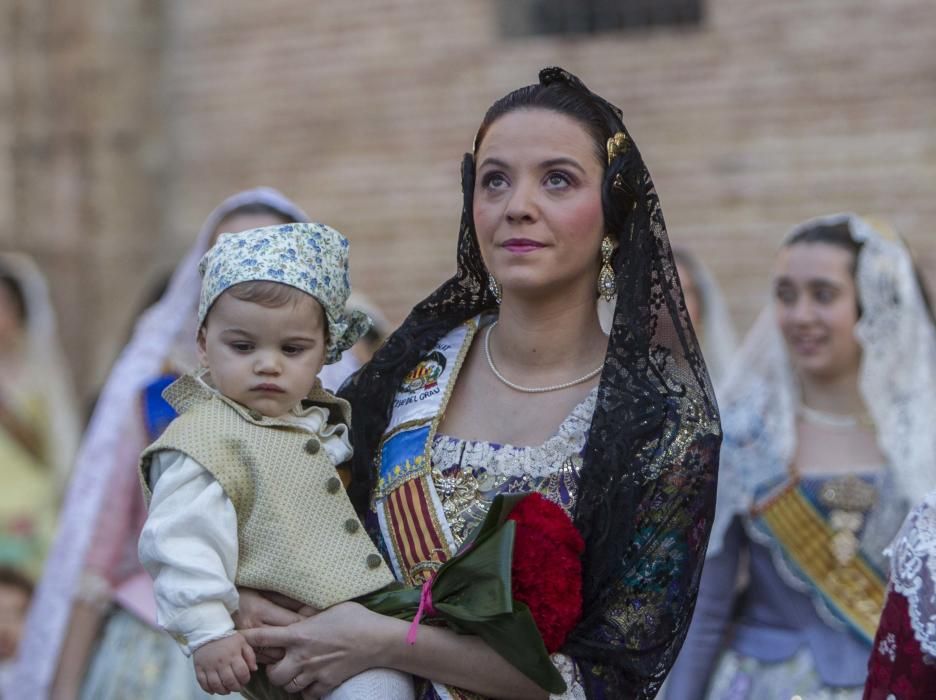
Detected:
left=2, top=0, right=935, bottom=406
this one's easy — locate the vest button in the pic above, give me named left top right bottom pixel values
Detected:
left=343, top=518, right=360, bottom=534
left=248, top=409, right=263, bottom=421
left=366, top=554, right=383, bottom=570
left=326, top=476, right=341, bottom=494
left=305, top=438, right=320, bottom=455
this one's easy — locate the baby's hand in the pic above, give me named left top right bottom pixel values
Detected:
left=193, top=632, right=257, bottom=695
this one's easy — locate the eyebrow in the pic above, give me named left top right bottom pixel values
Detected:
left=477, top=156, right=587, bottom=174
left=774, top=276, right=843, bottom=288
left=280, top=335, right=318, bottom=343
left=218, top=327, right=254, bottom=337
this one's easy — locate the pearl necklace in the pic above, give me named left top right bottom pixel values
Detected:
left=798, top=403, right=872, bottom=430
left=483, top=321, right=603, bottom=394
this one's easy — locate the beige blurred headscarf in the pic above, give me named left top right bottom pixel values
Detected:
left=0, top=252, right=80, bottom=488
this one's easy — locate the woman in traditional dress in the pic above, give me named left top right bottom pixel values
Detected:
left=4, top=188, right=311, bottom=700
left=0, top=254, right=80, bottom=683
left=672, top=247, right=738, bottom=389
left=241, top=67, right=721, bottom=700
left=667, top=214, right=936, bottom=699
left=0, top=253, right=80, bottom=581
left=864, top=489, right=936, bottom=699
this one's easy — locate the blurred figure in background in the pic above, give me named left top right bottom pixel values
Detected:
left=673, top=246, right=738, bottom=390
left=667, top=214, right=936, bottom=699
left=5, top=188, right=310, bottom=700
left=864, top=487, right=936, bottom=699
left=0, top=253, right=80, bottom=678
left=0, top=254, right=80, bottom=576
left=318, top=291, right=392, bottom=392
left=0, top=568, right=31, bottom=687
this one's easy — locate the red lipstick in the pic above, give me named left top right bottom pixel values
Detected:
left=502, top=238, right=545, bottom=253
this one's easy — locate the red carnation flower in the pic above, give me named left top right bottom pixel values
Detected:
left=507, top=493, right=584, bottom=653
left=361, top=491, right=585, bottom=693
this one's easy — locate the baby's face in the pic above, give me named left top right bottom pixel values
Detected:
left=198, top=291, right=327, bottom=417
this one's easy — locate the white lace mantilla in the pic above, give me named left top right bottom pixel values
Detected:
left=710, top=213, right=936, bottom=558
left=431, top=387, right=597, bottom=479
left=887, top=489, right=936, bottom=657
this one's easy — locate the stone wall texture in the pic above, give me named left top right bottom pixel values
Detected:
left=2, top=0, right=935, bottom=405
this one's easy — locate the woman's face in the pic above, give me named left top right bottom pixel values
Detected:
left=774, top=242, right=861, bottom=382
left=473, top=109, right=605, bottom=304
left=211, top=211, right=292, bottom=247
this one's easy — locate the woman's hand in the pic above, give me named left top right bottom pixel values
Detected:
left=244, top=599, right=546, bottom=699
left=234, top=588, right=313, bottom=665
left=242, top=601, right=385, bottom=699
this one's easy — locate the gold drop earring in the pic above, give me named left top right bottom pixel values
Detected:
left=597, top=236, right=616, bottom=302
left=488, top=273, right=502, bottom=305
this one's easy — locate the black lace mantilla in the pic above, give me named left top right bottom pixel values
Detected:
left=341, top=67, right=721, bottom=699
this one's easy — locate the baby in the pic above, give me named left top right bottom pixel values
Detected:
left=138, top=224, right=413, bottom=699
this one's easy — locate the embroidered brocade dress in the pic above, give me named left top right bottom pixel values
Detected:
left=864, top=491, right=936, bottom=699
left=668, top=470, right=905, bottom=700
left=370, top=388, right=597, bottom=700
left=366, top=313, right=720, bottom=699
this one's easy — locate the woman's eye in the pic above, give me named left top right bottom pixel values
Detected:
left=481, top=172, right=508, bottom=191
left=814, top=287, right=838, bottom=304
left=544, top=171, right=572, bottom=189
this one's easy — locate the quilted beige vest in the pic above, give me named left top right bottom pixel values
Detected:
left=140, top=374, right=394, bottom=610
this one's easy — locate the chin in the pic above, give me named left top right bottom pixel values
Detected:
left=793, top=358, right=842, bottom=383
left=243, top=398, right=286, bottom=417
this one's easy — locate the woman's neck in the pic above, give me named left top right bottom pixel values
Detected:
left=799, top=370, right=865, bottom=416
left=491, top=294, right=606, bottom=373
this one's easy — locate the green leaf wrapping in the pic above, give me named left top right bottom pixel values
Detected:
left=357, top=493, right=566, bottom=693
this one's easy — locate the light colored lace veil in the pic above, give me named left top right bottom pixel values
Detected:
left=709, top=213, right=936, bottom=558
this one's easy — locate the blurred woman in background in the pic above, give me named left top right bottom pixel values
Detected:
left=667, top=214, right=936, bottom=699
left=5, top=188, right=310, bottom=700
left=0, top=253, right=80, bottom=679
left=672, top=246, right=738, bottom=389
left=0, top=254, right=80, bottom=580
left=318, top=291, right=392, bottom=392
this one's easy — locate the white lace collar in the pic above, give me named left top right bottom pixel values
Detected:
left=887, top=489, right=936, bottom=657
left=432, top=387, right=598, bottom=479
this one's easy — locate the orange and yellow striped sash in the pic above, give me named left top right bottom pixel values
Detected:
left=754, top=482, right=886, bottom=642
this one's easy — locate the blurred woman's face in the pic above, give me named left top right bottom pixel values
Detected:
left=473, top=109, right=605, bottom=305
left=210, top=211, right=293, bottom=247
left=0, top=282, right=24, bottom=349
left=773, top=242, right=861, bottom=382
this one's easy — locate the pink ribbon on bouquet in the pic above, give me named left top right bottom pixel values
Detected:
left=406, top=574, right=437, bottom=645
